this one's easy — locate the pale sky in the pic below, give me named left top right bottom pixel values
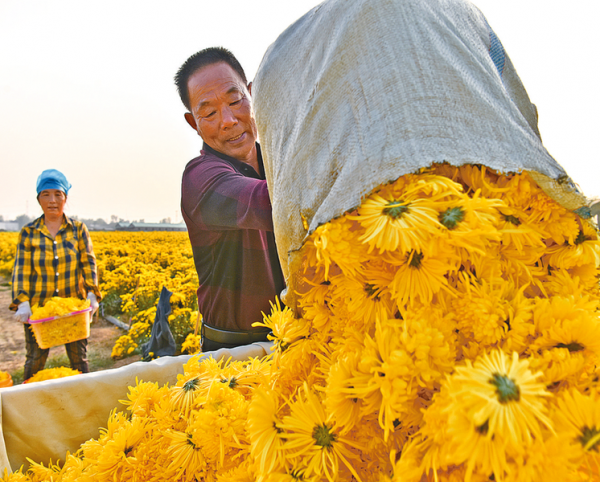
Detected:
left=1, top=0, right=598, bottom=223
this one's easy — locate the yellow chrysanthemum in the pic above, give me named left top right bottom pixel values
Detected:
left=553, top=389, right=600, bottom=478
left=437, top=190, right=502, bottom=247
left=164, top=430, right=207, bottom=482
left=97, top=416, right=149, bottom=480
left=329, top=271, right=394, bottom=329
left=254, top=299, right=310, bottom=355
left=248, top=388, right=286, bottom=475
left=170, top=373, right=203, bottom=416
left=350, top=178, right=446, bottom=254
left=347, top=319, right=418, bottom=440
left=279, top=383, right=363, bottom=482
left=190, top=384, right=250, bottom=470
left=325, top=352, right=363, bottom=434
left=544, top=222, right=600, bottom=270
left=447, top=350, right=552, bottom=453
left=388, top=245, right=459, bottom=307
left=119, top=378, right=168, bottom=418
left=302, top=216, right=367, bottom=279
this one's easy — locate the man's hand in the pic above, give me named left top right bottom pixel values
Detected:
left=14, top=301, right=32, bottom=323
left=87, top=292, right=99, bottom=316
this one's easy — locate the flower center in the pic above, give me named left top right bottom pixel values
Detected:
left=220, top=377, right=238, bottom=389
left=183, top=378, right=200, bottom=392
left=407, top=251, right=424, bottom=268
left=383, top=200, right=410, bottom=219
left=187, top=433, right=199, bottom=449
left=503, top=214, right=521, bottom=226
left=489, top=373, right=520, bottom=403
left=579, top=426, right=600, bottom=452
left=574, top=230, right=588, bottom=245
left=290, top=469, right=306, bottom=480
left=476, top=419, right=489, bottom=435
left=364, top=283, right=380, bottom=300
left=439, top=206, right=465, bottom=229
left=555, top=342, right=585, bottom=352
left=312, top=423, right=336, bottom=448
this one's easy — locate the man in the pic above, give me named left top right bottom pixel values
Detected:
left=175, top=47, right=285, bottom=352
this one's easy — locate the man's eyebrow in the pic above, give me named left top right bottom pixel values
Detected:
left=196, top=87, right=243, bottom=110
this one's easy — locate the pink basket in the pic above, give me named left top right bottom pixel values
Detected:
left=28, top=307, right=93, bottom=349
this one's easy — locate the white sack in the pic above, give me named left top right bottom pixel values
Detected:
left=253, top=0, right=587, bottom=310
left=0, top=343, right=271, bottom=473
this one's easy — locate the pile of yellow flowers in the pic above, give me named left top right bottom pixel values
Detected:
left=27, top=297, right=92, bottom=349
left=3, top=165, right=600, bottom=481
left=30, top=297, right=90, bottom=321
left=23, top=367, right=81, bottom=385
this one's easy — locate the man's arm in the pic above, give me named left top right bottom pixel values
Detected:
left=182, top=157, right=274, bottom=232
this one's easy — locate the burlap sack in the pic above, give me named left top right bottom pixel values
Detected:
left=253, top=0, right=588, bottom=310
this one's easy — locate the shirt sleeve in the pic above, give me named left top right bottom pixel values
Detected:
left=10, top=228, right=32, bottom=310
left=182, top=158, right=274, bottom=232
left=77, top=222, right=102, bottom=301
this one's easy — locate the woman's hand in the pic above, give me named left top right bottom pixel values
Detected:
left=87, top=292, right=99, bottom=316
left=14, top=301, right=32, bottom=323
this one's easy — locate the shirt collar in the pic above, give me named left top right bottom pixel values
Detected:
left=34, top=214, right=72, bottom=237
left=202, top=142, right=265, bottom=180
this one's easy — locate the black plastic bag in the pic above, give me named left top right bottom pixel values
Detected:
left=141, top=286, right=176, bottom=360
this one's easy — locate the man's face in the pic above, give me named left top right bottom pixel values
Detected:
left=185, top=62, right=257, bottom=164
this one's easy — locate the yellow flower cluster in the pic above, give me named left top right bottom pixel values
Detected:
left=2, top=357, right=270, bottom=481
left=23, top=367, right=81, bottom=385
left=27, top=297, right=92, bottom=349
left=181, top=333, right=202, bottom=355
left=4, top=165, right=600, bottom=481
left=30, top=297, right=90, bottom=321
left=0, top=232, right=18, bottom=279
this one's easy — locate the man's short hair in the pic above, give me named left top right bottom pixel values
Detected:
left=175, top=47, right=248, bottom=111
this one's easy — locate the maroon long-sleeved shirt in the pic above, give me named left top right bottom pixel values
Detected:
left=181, top=143, right=285, bottom=332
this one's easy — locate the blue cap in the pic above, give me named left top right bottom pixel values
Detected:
left=36, top=169, right=72, bottom=196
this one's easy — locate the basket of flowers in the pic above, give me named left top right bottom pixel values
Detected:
left=28, top=297, right=92, bottom=349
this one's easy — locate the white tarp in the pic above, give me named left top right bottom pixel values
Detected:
left=253, top=0, right=587, bottom=310
left=0, top=343, right=271, bottom=473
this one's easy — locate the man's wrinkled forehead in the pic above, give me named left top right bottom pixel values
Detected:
left=187, top=62, right=247, bottom=108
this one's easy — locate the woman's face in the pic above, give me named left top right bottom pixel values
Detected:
left=38, top=189, right=66, bottom=218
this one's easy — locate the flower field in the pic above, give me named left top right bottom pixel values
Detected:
left=92, top=231, right=201, bottom=358
left=0, top=231, right=201, bottom=359
left=2, top=165, right=600, bottom=482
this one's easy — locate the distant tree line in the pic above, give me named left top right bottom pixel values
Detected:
left=2, top=214, right=175, bottom=231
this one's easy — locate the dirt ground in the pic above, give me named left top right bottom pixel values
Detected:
left=0, top=281, right=140, bottom=379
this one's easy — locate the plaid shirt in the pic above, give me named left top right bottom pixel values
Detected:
left=10, top=215, right=101, bottom=311
left=181, top=143, right=285, bottom=332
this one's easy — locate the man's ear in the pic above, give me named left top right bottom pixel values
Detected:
left=248, top=81, right=252, bottom=96
left=184, top=112, right=198, bottom=132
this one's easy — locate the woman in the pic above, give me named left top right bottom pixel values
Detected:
left=10, top=169, right=101, bottom=380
